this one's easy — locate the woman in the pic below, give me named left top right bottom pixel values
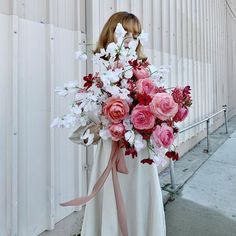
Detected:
left=70, top=12, right=166, bottom=236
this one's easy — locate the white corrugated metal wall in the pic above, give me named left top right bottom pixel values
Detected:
left=1, top=0, right=236, bottom=235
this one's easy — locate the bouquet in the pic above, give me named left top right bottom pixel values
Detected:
left=51, top=23, right=192, bottom=167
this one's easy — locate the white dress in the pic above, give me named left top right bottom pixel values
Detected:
left=80, top=138, right=166, bottom=236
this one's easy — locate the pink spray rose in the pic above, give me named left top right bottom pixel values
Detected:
left=152, top=123, right=175, bottom=148
left=103, top=97, right=129, bottom=123
left=136, top=78, right=156, bottom=95
left=108, top=123, right=125, bottom=141
left=133, top=66, right=150, bottom=80
left=173, top=105, right=189, bottom=122
left=150, top=93, right=178, bottom=120
left=131, top=105, right=155, bottom=130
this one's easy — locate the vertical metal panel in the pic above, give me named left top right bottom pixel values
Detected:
left=0, top=14, right=11, bottom=236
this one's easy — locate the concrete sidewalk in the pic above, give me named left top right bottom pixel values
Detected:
left=164, top=127, right=236, bottom=235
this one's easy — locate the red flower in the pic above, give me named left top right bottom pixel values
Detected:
left=136, top=128, right=153, bottom=140
left=165, top=151, right=179, bottom=161
left=125, top=147, right=137, bottom=158
left=172, top=87, right=184, bottom=104
left=183, top=85, right=191, bottom=96
left=141, top=158, right=154, bottom=165
left=83, top=74, right=94, bottom=89
left=155, top=86, right=166, bottom=93
left=135, top=93, right=152, bottom=105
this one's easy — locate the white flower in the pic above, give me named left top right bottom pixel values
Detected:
left=81, top=129, right=94, bottom=145
left=123, top=118, right=133, bottom=130
left=124, top=66, right=133, bottom=78
left=50, top=117, right=64, bottom=128
left=137, top=30, right=148, bottom=46
left=75, top=50, right=87, bottom=61
left=55, top=87, right=68, bottom=96
left=99, top=128, right=111, bottom=140
left=134, top=134, right=147, bottom=152
left=66, top=80, right=79, bottom=88
left=119, top=88, right=130, bottom=101
left=106, top=85, right=120, bottom=96
left=106, top=42, right=118, bottom=57
left=125, top=130, right=135, bottom=145
left=115, top=23, right=127, bottom=40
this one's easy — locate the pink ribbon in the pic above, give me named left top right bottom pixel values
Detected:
left=60, top=141, right=129, bottom=236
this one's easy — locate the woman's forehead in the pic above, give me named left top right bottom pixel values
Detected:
left=122, top=20, right=141, bottom=34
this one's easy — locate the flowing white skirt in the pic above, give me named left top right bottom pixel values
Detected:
left=81, top=139, right=166, bottom=236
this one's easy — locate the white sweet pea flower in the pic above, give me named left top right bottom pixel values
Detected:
left=115, top=23, right=127, bottom=40
left=70, top=103, right=82, bottom=115
left=105, top=85, right=120, bottom=96
left=55, top=87, right=68, bottom=96
left=106, top=42, right=118, bottom=57
left=123, top=118, right=133, bottom=130
left=103, top=69, right=122, bottom=83
left=125, top=130, right=135, bottom=145
left=124, top=66, right=133, bottom=78
left=50, top=117, right=64, bottom=128
left=137, top=30, right=148, bottom=46
left=81, top=129, right=94, bottom=145
left=99, top=128, right=111, bottom=140
left=75, top=50, right=87, bottom=61
left=128, top=40, right=138, bottom=51
left=134, top=134, right=147, bottom=152
left=119, top=88, right=130, bottom=101
left=66, top=80, right=79, bottom=88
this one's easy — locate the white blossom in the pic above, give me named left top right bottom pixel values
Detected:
left=125, top=130, right=135, bottom=145
left=134, top=134, right=147, bottom=152
left=81, top=129, right=94, bottom=145
left=99, top=128, right=111, bottom=140
left=115, top=23, right=127, bottom=42
left=137, top=30, right=148, bottom=46
left=75, top=50, right=87, bottom=61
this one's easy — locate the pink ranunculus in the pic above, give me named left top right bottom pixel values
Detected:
left=108, top=123, right=125, bottom=141
left=152, top=123, right=175, bottom=148
left=136, top=78, right=156, bottom=95
left=131, top=105, right=155, bottom=130
left=103, top=97, right=129, bottom=123
left=150, top=93, right=178, bottom=121
left=133, top=66, right=150, bottom=80
left=173, top=105, right=189, bottom=122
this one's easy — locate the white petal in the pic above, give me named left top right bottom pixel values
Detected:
left=115, top=23, right=127, bottom=39
left=75, top=51, right=87, bottom=61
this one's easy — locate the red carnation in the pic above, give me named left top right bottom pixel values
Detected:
left=141, top=158, right=154, bottom=165
left=165, top=151, right=179, bottom=161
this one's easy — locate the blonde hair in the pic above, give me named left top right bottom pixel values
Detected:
left=94, top=11, right=147, bottom=60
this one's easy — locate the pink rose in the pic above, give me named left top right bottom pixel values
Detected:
left=108, top=123, right=125, bottom=141
left=103, top=97, right=129, bottom=123
left=152, top=123, right=174, bottom=148
left=173, top=105, right=189, bottom=122
left=133, top=66, right=150, bottom=80
left=136, top=78, right=156, bottom=95
left=150, top=93, right=178, bottom=120
left=131, top=105, right=155, bottom=130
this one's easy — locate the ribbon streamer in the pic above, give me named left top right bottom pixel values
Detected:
left=60, top=141, right=129, bottom=236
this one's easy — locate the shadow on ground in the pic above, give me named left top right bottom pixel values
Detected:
left=165, top=197, right=236, bottom=236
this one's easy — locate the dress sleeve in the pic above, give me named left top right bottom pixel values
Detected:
left=68, top=122, right=101, bottom=146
